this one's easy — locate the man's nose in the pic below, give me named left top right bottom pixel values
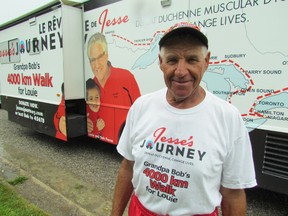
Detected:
left=175, top=60, right=187, bottom=77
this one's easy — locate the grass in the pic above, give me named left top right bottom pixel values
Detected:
left=74, top=183, right=84, bottom=190
left=0, top=178, right=49, bottom=216
left=7, top=176, right=28, bottom=186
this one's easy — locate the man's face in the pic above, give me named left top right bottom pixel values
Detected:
left=87, top=88, right=100, bottom=113
left=89, top=42, right=109, bottom=81
left=159, top=41, right=210, bottom=105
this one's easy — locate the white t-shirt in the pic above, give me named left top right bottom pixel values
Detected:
left=117, top=88, right=257, bottom=216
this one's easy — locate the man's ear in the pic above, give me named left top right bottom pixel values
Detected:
left=158, top=53, right=163, bottom=70
left=205, top=51, right=211, bottom=68
left=158, top=53, right=162, bottom=64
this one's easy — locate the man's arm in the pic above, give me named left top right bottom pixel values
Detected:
left=110, top=158, right=134, bottom=216
left=220, top=186, right=247, bottom=216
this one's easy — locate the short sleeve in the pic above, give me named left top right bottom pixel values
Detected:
left=116, top=103, right=135, bottom=161
left=221, top=118, right=257, bottom=189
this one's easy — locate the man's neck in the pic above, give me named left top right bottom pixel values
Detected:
left=166, top=87, right=206, bottom=109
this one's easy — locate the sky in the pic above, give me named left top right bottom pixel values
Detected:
left=0, top=0, right=87, bottom=26
left=0, top=0, right=56, bottom=26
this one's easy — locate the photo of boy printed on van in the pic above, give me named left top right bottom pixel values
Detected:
left=86, top=78, right=105, bottom=137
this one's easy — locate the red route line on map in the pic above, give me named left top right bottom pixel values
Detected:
left=112, top=30, right=165, bottom=46
left=209, top=59, right=254, bottom=104
left=243, top=86, right=288, bottom=118
left=209, top=59, right=288, bottom=119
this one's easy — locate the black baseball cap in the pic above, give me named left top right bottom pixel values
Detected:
left=159, top=22, right=208, bottom=49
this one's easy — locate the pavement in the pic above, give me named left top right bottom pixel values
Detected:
left=0, top=109, right=128, bottom=216
left=0, top=157, right=95, bottom=216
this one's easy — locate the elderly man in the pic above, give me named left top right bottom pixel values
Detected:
left=111, top=22, right=257, bottom=216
